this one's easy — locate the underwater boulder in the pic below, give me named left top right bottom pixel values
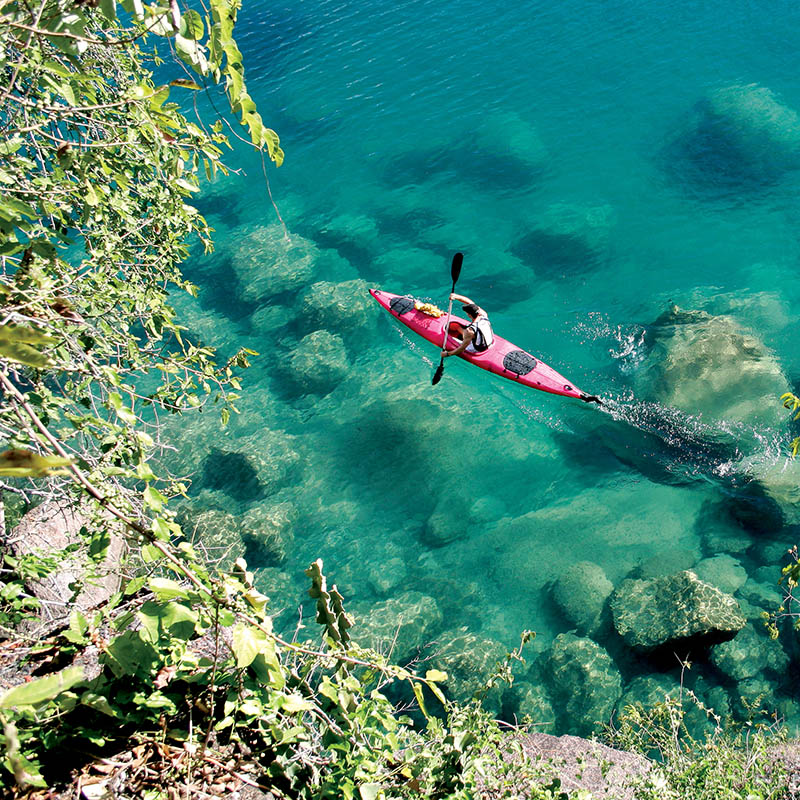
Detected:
left=692, top=554, right=748, bottom=595
left=643, top=305, right=788, bottom=426
left=615, top=674, right=680, bottom=716
left=202, top=429, right=301, bottom=503
left=509, top=681, right=557, bottom=733
left=297, top=278, right=373, bottom=335
left=610, top=570, right=746, bottom=654
left=250, top=303, right=293, bottom=338
left=710, top=624, right=788, bottom=681
left=511, top=203, right=615, bottom=280
left=179, top=508, right=245, bottom=570
left=668, top=83, right=800, bottom=190
left=551, top=560, right=613, bottom=637
left=283, top=330, right=350, bottom=395
left=431, top=628, right=508, bottom=716
left=240, top=502, right=298, bottom=566
left=547, top=633, right=622, bottom=737
left=352, top=590, right=442, bottom=663
left=232, top=224, right=318, bottom=305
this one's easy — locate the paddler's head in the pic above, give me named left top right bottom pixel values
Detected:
left=462, top=303, right=479, bottom=319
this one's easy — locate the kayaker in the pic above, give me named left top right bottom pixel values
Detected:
left=442, top=294, right=494, bottom=357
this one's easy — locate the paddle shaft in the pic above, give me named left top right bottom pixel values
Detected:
left=432, top=253, right=463, bottom=385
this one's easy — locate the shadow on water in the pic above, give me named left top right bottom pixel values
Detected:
left=510, top=228, right=605, bottom=281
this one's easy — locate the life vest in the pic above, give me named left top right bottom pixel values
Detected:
left=467, top=315, right=494, bottom=352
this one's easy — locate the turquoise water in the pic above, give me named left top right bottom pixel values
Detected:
left=174, top=0, right=800, bottom=736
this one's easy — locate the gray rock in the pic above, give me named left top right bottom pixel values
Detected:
left=352, top=590, right=442, bottom=663
left=693, top=554, right=748, bottom=595
left=431, top=628, right=507, bottom=715
left=710, top=625, right=789, bottom=681
left=610, top=571, right=746, bottom=652
left=518, top=732, right=650, bottom=800
left=284, top=330, right=350, bottom=395
left=548, top=633, right=622, bottom=737
left=551, top=561, right=613, bottom=637
left=8, top=502, right=126, bottom=622
left=298, top=279, right=372, bottom=335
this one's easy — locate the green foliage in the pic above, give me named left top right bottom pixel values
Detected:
left=781, top=392, right=800, bottom=457
left=0, top=555, right=560, bottom=798
left=607, top=693, right=788, bottom=800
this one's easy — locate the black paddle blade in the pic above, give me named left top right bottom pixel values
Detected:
left=581, top=393, right=603, bottom=404
left=451, top=252, right=463, bottom=284
left=432, top=362, right=444, bottom=385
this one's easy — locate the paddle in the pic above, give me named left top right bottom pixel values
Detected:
left=431, top=252, right=464, bottom=385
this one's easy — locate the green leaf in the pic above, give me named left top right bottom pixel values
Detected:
left=98, top=0, right=117, bottom=22
left=280, top=692, right=313, bottom=713
left=0, top=138, right=23, bottom=156
left=0, top=666, right=84, bottom=708
left=425, top=669, right=448, bottom=683
left=359, top=785, right=382, bottom=800
left=231, top=622, right=266, bottom=668
left=411, top=681, right=429, bottom=720
left=148, top=577, right=190, bottom=601
left=169, top=78, right=203, bottom=90
left=143, top=485, right=167, bottom=511
left=0, top=324, right=57, bottom=368
left=179, top=10, right=204, bottom=40
left=0, top=449, right=73, bottom=477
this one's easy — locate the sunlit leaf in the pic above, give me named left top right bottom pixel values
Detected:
left=0, top=666, right=84, bottom=708
left=0, top=449, right=73, bottom=477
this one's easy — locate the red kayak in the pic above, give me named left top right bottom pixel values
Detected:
left=369, top=289, right=600, bottom=403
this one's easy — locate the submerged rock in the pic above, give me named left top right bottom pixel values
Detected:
left=668, top=83, right=800, bottom=190
left=692, top=554, right=748, bottom=595
left=547, top=633, right=622, bottom=737
left=511, top=203, right=615, bottom=280
left=510, top=681, right=557, bottom=733
left=551, top=561, right=613, bottom=637
left=610, top=570, right=746, bottom=653
left=282, top=330, right=350, bottom=395
left=232, top=225, right=318, bottom=304
left=431, top=628, right=507, bottom=715
left=240, top=502, right=297, bottom=566
left=202, top=429, right=301, bottom=502
left=297, top=278, right=372, bottom=335
left=352, top=590, right=442, bottom=663
left=710, top=625, right=789, bottom=681
left=179, top=508, right=245, bottom=571
left=644, top=305, right=787, bottom=425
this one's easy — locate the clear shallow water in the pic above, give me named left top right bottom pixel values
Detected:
left=174, top=0, right=800, bottom=735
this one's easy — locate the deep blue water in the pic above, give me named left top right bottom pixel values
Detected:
left=175, top=0, right=800, bottom=736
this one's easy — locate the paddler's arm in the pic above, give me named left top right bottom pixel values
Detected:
left=442, top=326, right=474, bottom=358
left=450, top=293, right=487, bottom=316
